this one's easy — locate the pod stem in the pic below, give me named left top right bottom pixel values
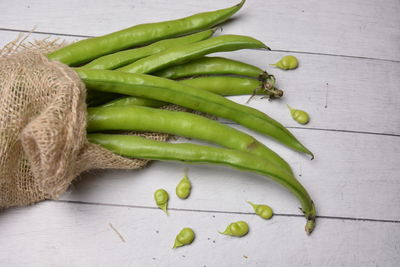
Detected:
left=246, top=72, right=283, bottom=103
left=301, top=201, right=316, bottom=234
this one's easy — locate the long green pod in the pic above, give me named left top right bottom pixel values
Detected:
left=179, top=76, right=261, bottom=95
left=154, top=56, right=265, bottom=79
left=117, top=35, right=269, bottom=74
left=87, top=133, right=316, bottom=234
left=47, top=0, right=246, bottom=66
left=178, top=76, right=283, bottom=98
left=76, top=69, right=313, bottom=156
left=81, top=29, right=216, bottom=70
left=87, top=106, right=293, bottom=174
left=101, top=96, right=167, bottom=108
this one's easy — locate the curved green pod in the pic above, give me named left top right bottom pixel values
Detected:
left=154, top=56, right=265, bottom=79
left=117, top=34, right=269, bottom=74
left=76, top=69, right=313, bottom=157
left=87, top=133, right=316, bottom=234
left=47, top=0, right=246, bottom=66
left=81, top=29, right=216, bottom=70
left=101, top=96, right=167, bottom=108
left=87, top=106, right=293, bottom=174
left=178, top=76, right=283, bottom=98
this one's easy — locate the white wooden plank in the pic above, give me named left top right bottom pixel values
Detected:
left=219, top=50, right=400, bottom=135
left=0, top=201, right=398, bottom=267
left=60, top=128, right=400, bottom=221
left=1, top=0, right=400, bottom=61
left=1, top=31, right=399, bottom=135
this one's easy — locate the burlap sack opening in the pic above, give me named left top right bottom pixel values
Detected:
left=0, top=36, right=173, bottom=208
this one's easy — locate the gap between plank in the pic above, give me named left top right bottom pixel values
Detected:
left=223, top=121, right=400, bottom=138
left=52, top=200, right=400, bottom=224
left=1, top=28, right=399, bottom=64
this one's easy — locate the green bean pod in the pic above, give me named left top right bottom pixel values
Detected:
left=76, top=69, right=313, bottom=157
left=47, top=0, right=246, bottom=66
left=101, top=96, right=167, bottom=108
left=86, top=106, right=293, bottom=174
left=87, top=133, right=316, bottom=234
left=117, top=35, right=269, bottom=74
left=82, top=29, right=216, bottom=70
left=154, top=56, right=265, bottom=79
left=178, top=76, right=283, bottom=98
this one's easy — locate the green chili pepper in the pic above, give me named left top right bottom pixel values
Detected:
left=47, top=0, right=246, bottom=66
left=287, top=105, right=310, bottom=125
left=154, top=56, right=266, bottom=80
left=173, top=228, right=195, bottom=248
left=247, top=201, right=273, bottom=220
left=154, top=189, right=169, bottom=215
left=81, top=29, right=216, bottom=70
left=219, top=221, right=249, bottom=237
left=76, top=69, right=313, bottom=157
left=176, top=169, right=192, bottom=199
left=87, top=106, right=293, bottom=174
left=101, top=96, right=167, bottom=108
left=270, top=55, right=299, bottom=70
left=87, top=133, right=317, bottom=234
left=117, top=35, right=269, bottom=74
left=178, top=76, right=283, bottom=99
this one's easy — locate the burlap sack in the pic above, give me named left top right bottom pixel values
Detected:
left=0, top=36, right=172, bottom=208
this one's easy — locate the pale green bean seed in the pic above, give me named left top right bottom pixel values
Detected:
left=176, top=168, right=192, bottom=199
left=247, top=201, right=273, bottom=220
left=219, top=221, right=249, bottom=237
left=271, top=55, right=299, bottom=70
left=173, top=227, right=195, bottom=248
left=154, top=189, right=169, bottom=215
left=287, top=105, right=310, bottom=125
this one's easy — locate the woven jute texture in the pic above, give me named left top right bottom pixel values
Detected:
left=0, top=36, right=171, bottom=208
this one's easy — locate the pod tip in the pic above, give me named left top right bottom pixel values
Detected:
left=237, top=0, right=246, bottom=8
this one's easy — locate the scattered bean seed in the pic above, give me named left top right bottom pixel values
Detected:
left=173, top=228, right=195, bottom=248
left=247, top=201, right=273, bottom=219
left=287, top=105, right=310, bottom=125
left=176, top=168, right=192, bottom=199
left=271, top=55, right=299, bottom=70
left=154, top=189, right=169, bottom=215
left=219, top=221, right=249, bottom=237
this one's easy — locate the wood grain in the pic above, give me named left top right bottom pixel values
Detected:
left=0, top=201, right=398, bottom=266
left=1, top=0, right=399, bottom=60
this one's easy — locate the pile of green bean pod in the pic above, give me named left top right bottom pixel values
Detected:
left=81, top=29, right=216, bottom=70
left=87, top=106, right=293, bottom=174
left=117, top=35, right=269, bottom=74
left=47, top=0, right=317, bottom=234
left=76, top=68, right=313, bottom=156
left=47, top=0, right=245, bottom=66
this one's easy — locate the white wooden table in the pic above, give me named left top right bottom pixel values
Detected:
left=1, top=0, right=400, bottom=266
